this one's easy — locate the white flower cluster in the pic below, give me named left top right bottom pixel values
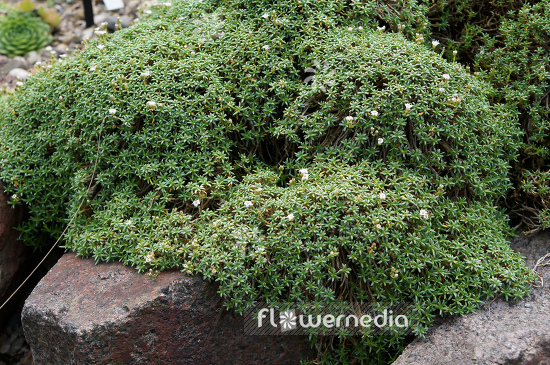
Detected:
left=299, top=168, right=309, bottom=180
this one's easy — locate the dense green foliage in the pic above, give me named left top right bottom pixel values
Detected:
left=0, top=10, right=52, bottom=56
left=0, top=0, right=545, bottom=363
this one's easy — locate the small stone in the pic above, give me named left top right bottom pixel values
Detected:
left=61, top=33, right=76, bottom=45
left=82, top=27, right=95, bottom=40
left=74, top=8, right=85, bottom=20
left=55, top=43, right=69, bottom=54
left=126, top=0, right=140, bottom=13
left=0, top=58, right=26, bottom=76
left=524, top=302, right=531, bottom=308
left=26, top=51, right=41, bottom=65
left=8, top=68, right=31, bottom=80
left=94, top=13, right=108, bottom=25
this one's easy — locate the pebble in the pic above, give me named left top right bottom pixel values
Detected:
left=0, top=58, right=26, bottom=76
left=94, top=13, right=108, bottom=25
left=26, top=51, right=41, bottom=66
left=55, top=43, right=70, bottom=54
left=82, top=27, right=95, bottom=40
left=8, top=68, right=31, bottom=80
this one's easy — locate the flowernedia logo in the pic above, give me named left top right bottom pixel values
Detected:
left=244, top=302, right=416, bottom=336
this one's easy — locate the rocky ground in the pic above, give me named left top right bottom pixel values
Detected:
left=0, top=0, right=149, bottom=90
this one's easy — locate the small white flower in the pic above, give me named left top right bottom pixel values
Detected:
left=89, top=65, right=97, bottom=71
left=358, top=26, right=363, bottom=31
left=345, top=116, right=354, bottom=122
left=50, top=50, right=56, bottom=55
left=375, top=223, right=382, bottom=229
left=144, top=9, right=152, bottom=14
left=244, top=201, right=253, bottom=208
left=45, top=46, right=52, bottom=51
left=97, top=45, right=105, bottom=50
left=16, top=81, right=24, bottom=87
left=262, top=45, right=270, bottom=51
left=442, top=73, right=450, bottom=80
left=145, top=252, right=155, bottom=263
left=11, top=193, right=18, bottom=200
left=287, top=213, right=294, bottom=221
left=262, top=13, right=269, bottom=19
left=347, top=26, right=353, bottom=32
left=59, top=96, right=63, bottom=100
left=35, top=61, right=42, bottom=66
left=379, top=192, right=386, bottom=200
left=302, top=173, right=309, bottom=181
left=377, top=137, right=384, bottom=145
left=109, top=108, right=117, bottom=115
left=60, top=54, right=67, bottom=58
left=432, top=40, right=440, bottom=47
left=405, top=103, right=413, bottom=112
left=140, top=70, right=150, bottom=79
left=125, top=219, right=132, bottom=226
left=299, top=168, right=309, bottom=174
left=147, top=100, right=157, bottom=109
left=453, top=50, right=458, bottom=55
left=192, top=199, right=200, bottom=207
left=370, top=110, right=379, bottom=117
left=438, top=87, right=445, bottom=93
left=46, top=65, right=52, bottom=69
left=420, top=209, right=429, bottom=219
left=377, top=26, right=386, bottom=32
left=394, top=273, right=399, bottom=278
left=95, top=30, right=107, bottom=36
left=213, top=221, right=220, bottom=228
left=163, top=2, right=171, bottom=6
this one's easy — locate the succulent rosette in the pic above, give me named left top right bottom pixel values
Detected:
left=0, top=11, right=52, bottom=57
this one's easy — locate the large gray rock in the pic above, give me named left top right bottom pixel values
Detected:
left=22, top=253, right=315, bottom=364
left=394, top=232, right=550, bottom=365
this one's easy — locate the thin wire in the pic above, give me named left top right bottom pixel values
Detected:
left=0, top=117, right=106, bottom=312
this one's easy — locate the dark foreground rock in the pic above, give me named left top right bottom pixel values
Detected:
left=0, top=182, right=29, bottom=308
left=393, top=232, right=550, bottom=365
left=22, top=253, right=315, bottom=365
